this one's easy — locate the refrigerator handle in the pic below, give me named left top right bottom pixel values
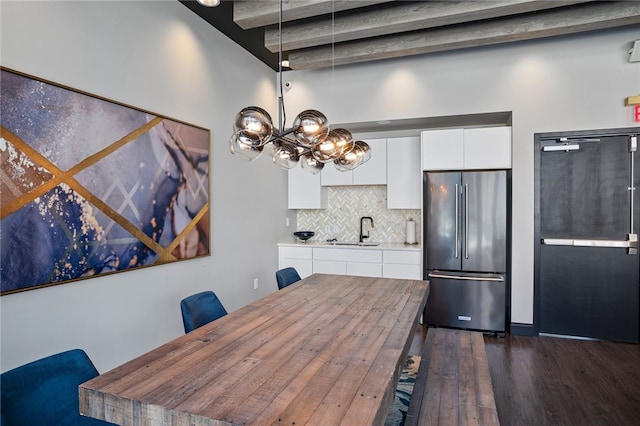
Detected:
left=455, top=183, right=459, bottom=259
left=464, top=183, right=469, bottom=259
left=428, top=272, right=504, bottom=282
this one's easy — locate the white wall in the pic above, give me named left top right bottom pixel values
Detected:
left=0, top=1, right=294, bottom=373
left=282, top=27, right=640, bottom=326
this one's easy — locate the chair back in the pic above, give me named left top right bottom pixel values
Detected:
left=0, top=349, right=111, bottom=425
left=276, top=267, right=301, bottom=290
left=180, top=291, right=228, bottom=333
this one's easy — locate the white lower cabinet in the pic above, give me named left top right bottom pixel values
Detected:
left=278, top=246, right=313, bottom=278
left=312, top=260, right=347, bottom=275
left=279, top=246, right=421, bottom=280
left=313, top=248, right=382, bottom=277
left=347, top=262, right=382, bottom=278
left=382, top=250, right=422, bottom=279
left=313, top=259, right=380, bottom=277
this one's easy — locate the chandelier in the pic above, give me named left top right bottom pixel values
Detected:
left=228, top=1, right=370, bottom=175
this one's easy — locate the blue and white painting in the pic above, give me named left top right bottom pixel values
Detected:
left=0, top=68, right=210, bottom=295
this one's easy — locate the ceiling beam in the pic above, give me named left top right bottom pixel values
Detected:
left=287, top=1, right=640, bottom=70
left=265, top=0, right=594, bottom=53
left=233, top=0, right=392, bottom=29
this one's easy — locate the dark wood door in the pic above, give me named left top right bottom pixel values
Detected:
left=536, top=131, right=639, bottom=343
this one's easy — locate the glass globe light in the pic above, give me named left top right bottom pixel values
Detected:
left=354, top=140, right=372, bottom=165
left=272, top=140, right=300, bottom=169
left=229, top=134, right=263, bottom=161
left=233, top=106, right=273, bottom=147
left=330, top=128, right=354, bottom=156
left=334, top=140, right=371, bottom=171
left=300, top=153, right=324, bottom=174
left=334, top=145, right=360, bottom=171
left=311, top=130, right=343, bottom=163
left=292, top=110, right=329, bottom=148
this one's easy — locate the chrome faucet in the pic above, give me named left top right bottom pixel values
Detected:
left=359, top=216, right=374, bottom=243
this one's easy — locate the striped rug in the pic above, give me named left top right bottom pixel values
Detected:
left=385, top=354, right=421, bottom=426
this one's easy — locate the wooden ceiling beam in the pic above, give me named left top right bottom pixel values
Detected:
left=287, top=1, right=640, bottom=70
left=265, top=0, right=594, bottom=53
left=233, top=0, right=392, bottom=29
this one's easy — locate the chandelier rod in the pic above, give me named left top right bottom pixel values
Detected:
left=277, top=0, right=286, bottom=132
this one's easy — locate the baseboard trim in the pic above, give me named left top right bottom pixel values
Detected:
left=510, top=323, right=537, bottom=336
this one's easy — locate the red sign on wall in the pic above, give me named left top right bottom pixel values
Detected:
left=635, top=105, right=640, bottom=122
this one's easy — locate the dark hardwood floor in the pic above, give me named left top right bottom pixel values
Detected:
left=410, top=325, right=640, bottom=425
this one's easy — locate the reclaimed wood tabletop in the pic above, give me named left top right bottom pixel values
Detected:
left=79, top=273, right=429, bottom=426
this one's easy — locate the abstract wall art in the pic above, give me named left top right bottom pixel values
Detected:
left=1, top=68, right=210, bottom=295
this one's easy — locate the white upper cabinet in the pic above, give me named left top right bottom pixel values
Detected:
left=288, top=165, right=327, bottom=209
left=421, top=129, right=464, bottom=170
left=353, top=138, right=387, bottom=185
left=320, top=159, right=351, bottom=185
left=387, top=136, right=421, bottom=209
left=421, top=127, right=511, bottom=170
left=463, top=127, right=512, bottom=169
left=321, top=138, right=387, bottom=186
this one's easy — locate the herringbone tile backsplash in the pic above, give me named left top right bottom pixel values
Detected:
left=296, top=186, right=421, bottom=244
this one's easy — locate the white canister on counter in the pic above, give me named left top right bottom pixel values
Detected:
left=405, top=218, right=416, bottom=244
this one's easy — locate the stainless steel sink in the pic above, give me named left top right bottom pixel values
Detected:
left=328, top=241, right=380, bottom=247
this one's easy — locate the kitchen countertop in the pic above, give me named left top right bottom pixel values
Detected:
left=278, top=241, right=421, bottom=251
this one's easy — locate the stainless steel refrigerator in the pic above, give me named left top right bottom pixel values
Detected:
left=423, top=170, right=509, bottom=333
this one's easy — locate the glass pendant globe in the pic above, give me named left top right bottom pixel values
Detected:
left=272, top=141, right=300, bottom=169
left=292, top=110, right=330, bottom=148
left=334, top=145, right=360, bottom=171
left=311, top=135, right=338, bottom=163
left=330, top=128, right=354, bottom=156
left=300, top=153, right=324, bottom=174
left=354, top=140, right=372, bottom=165
left=233, top=106, right=273, bottom=147
left=313, top=128, right=353, bottom=163
left=334, top=140, right=371, bottom=171
left=229, top=135, right=263, bottom=161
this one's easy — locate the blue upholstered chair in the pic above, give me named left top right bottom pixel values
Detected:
left=276, top=267, right=301, bottom=290
left=0, top=348, right=113, bottom=425
left=180, top=291, right=228, bottom=333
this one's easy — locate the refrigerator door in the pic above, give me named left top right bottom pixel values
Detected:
left=426, top=270, right=506, bottom=332
left=424, top=172, right=462, bottom=271
left=462, top=171, right=507, bottom=273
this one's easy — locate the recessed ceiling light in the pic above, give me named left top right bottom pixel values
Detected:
left=197, top=0, right=220, bottom=7
left=377, top=120, right=391, bottom=125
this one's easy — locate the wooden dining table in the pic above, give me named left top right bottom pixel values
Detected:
left=79, top=273, right=429, bottom=426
